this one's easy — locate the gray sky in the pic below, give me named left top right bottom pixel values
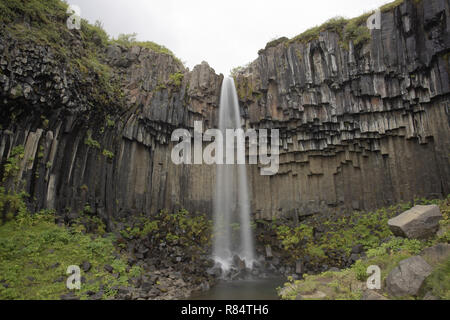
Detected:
left=67, top=0, right=392, bottom=75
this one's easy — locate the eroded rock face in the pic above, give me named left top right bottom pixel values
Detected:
left=0, top=0, right=449, bottom=224
left=386, top=256, right=433, bottom=297
left=388, top=205, right=443, bottom=239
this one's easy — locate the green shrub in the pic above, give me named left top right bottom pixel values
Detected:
left=84, top=134, right=101, bottom=150
left=106, top=117, right=115, bottom=128
left=168, top=72, right=184, bottom=87
left=2, top=145, right=25, bottom=181
left=102, top=149, right=114, bottom=160
left=0, top=188, right=29, bottom=223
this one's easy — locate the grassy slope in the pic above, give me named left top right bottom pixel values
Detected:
left=279, top=196, right=450, bottom=300
left=0, top=209, right=142, bottom=300
left=0, top=0, right=180, bottom=60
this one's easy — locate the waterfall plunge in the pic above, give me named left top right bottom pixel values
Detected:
left=213, top=77, right=255, bottom=272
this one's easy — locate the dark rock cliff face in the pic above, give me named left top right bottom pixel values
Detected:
left=235, top=0, right=450, bottom=218
left=0, top=27, right=222, bottom=225
left=0, top=0, right=449, bottom=225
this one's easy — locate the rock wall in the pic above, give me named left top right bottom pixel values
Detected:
left=0, top=28, right=222, bottom=224
left=0, top=0, right=449, bottom=224
left=236, top=0, right=450, bottom=219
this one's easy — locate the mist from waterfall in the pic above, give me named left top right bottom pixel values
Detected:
left=213, top=77, right=255, bottom=271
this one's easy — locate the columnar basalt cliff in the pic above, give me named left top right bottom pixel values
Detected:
left=0, top=0, right=449, bottom=226
left=234, top=0, right=450, bottom=219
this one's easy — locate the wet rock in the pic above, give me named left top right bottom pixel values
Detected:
left=388, top=205, right=443, bottom=239
left=251, top=269, right=260, bottom=277
left=265, top=245, right=273, bottom=259
left=207, top=266, right=222, bottom=278
left=233, top=255, right=246, bottom=272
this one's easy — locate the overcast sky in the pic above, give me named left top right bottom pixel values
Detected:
left=67, top=0, right=392, bottom=75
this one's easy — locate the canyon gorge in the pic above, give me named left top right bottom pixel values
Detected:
left=0, top=0, right=449, bottom=301
left=1, top=0, right=448, bottom=225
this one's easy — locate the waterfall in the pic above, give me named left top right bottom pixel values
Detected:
left=213, top=77, right=255, bottom=271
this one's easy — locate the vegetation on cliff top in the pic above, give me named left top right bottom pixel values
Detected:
left=261, top=0, right=418, bottom=53
left=0, top=0, right=182, bottom=114
left=112, top=33, right=182, bottom=65
left=0, top=0, right=180, bottom=60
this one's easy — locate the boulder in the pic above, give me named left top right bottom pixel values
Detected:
left=386, top=256, right=433, bottom=297
left=420, top=243, right=450, bottom=266
left=388, top=205, right=442, bottom=239
left=233, top=255, right=246, bottom=271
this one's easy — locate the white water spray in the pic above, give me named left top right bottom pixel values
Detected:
left=213, top=77, right=255, bottom=271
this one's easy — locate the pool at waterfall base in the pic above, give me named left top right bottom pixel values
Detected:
left=189, top=277, right=285, bottom=300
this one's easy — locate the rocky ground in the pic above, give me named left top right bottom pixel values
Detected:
left=278, top=198, right=450, bottom=300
